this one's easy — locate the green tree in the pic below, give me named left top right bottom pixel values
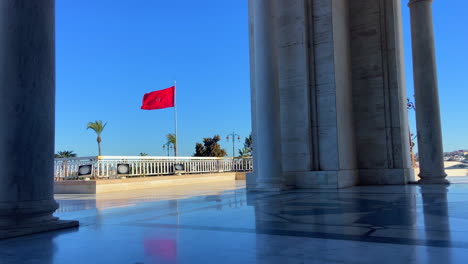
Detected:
left=54, top=150, right=77, bottom=158
left=193, top=135, right=227, bottom=157
left=238, top=133, right=252, bottom=157
left=87, top=120, right=107, bottom=156
left=139, top=152, right=149, bottom=156
left=166, top=133, right=177, bottom=156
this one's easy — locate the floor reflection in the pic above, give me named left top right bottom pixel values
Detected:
left=2, top=182, right=468, bottom=263
left=248, top=185, right=464, bottom=263
left=248, top=186, right=460, bottom=247
left=420, top=185, right=452, bottom=264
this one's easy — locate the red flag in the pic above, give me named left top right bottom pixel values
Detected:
left=141, top=86, right=175, bottom=110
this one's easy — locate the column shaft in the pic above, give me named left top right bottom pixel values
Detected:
left=250, top=0, right=284, bottom=190
left=349, top=0, right=414, bottom=184
left=0, top=0, right=78, bottom=237
left=408, top=0, right=447, bottom=183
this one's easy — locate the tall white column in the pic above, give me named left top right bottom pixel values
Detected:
left=0, top=0, right=78, bottom=238
left=408, top=0, right=448, bottom=184
left=251, top=0, right=285, bottom=191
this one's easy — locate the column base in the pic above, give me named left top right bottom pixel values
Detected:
left=250, top=182, right=292, bottom=192
left=0, top=219, right=79, bottom=239
left=246, top=172, right=258, bottom=190
left=247, top=172, right=293, bottom=192
left=359, top=168, right=414, bottom=185
left=418, top=177, right=450, bottom=185
left=292, top=170, right=359, bottom=189
left=0, top=199, right=79, bottom=239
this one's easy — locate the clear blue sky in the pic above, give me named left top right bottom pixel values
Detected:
left=55, top=0, right=467, bottom=157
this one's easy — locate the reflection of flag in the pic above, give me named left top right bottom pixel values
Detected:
left=144, top=200, right=179, bottom=263
left=141, top=86, right=175, bottom=110
left=144, top=239, right=177, bottom=261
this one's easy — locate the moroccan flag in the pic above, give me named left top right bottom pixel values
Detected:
left=141, top=86, right=175, bottom=110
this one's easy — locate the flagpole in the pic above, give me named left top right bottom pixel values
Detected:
left=174, top=80, right=178, bottom=156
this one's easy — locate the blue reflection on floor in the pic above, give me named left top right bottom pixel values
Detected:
left=2, top=181, right=468, bottom=263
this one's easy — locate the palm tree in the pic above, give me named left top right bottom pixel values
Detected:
left=166, top=133, right=177, bottom=156
left=238, top=134, right=252, bottom=157
left=55, top=150, right=77, bottom=158
left=87, top=120, right=107, bottom=156
left=139, top=152, right=149, bottom=156
left=238, top=148, right=250, bottom=158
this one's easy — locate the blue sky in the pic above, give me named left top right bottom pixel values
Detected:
left=56, top=1, right=467, bottom=157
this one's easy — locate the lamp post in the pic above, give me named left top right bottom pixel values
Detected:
left=162, top=143, right=173, bottom=156
left=226, top=132, right=241, bottom=158
left=407, top=97, right=417, bottom=168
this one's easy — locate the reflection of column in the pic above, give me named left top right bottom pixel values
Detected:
left=408, top=0, right=447, bottom=184
left=1, top=232, right=59, bottom=264
left=250, top=0, right=285, bottom=191
left=0, top=1, right=78, bottom=237
left=420, top=186, right=451, bottom=263
left=252, top=198, right=282, bottom=264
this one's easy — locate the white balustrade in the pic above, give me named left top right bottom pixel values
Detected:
left=54, top=156, right=253, bottom=180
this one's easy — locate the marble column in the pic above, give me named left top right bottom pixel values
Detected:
left=250, top=0, right=285, bottom=191
left=0, top=0, right=78, bottom=239
left=349, top=0, right=414, bottom=185
left=408, top=0, right=448, bottom=184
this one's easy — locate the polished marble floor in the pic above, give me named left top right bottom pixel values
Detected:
left=2, top=179, right=468, bottom=263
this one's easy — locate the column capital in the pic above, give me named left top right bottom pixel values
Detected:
left=408, top=0, right=433, bottom=7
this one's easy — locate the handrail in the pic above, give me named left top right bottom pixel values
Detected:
left=96, top=156, right=235, bottom=160
left=54, top=156, right=253, bottom=180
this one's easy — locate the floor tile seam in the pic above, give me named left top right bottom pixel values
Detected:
left=90, top=216, right=468, bottom=238
left=85, top=187, right=246, bottom=200
left=54, top=188, right=245, bottom=202
left=55, top=190, right=466, bottom=213
left=125, top=222, right=468, bottom=249
left=251, top=194, right=319, bottom=204
left=55, top=191, right=247, bottom=214
left=55, top=201, right=182, bottom=214
left=55, top=198, right=249, bottom=224
left=118, top=218, right=459, bottom=241
left=248, top=218, right=462, bottom=235
left=286, top=191, right=468, bottom=195
left=118, top=201, right=250, bottom=224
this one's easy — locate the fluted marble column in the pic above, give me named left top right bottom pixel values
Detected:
left=0, top=0, right=78, bottom=239
left=250, top=0, right=285, bottom=191
left=408, top=0, right=448, bottom=184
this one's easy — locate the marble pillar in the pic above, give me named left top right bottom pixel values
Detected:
left=247, top=0, right=431, bottom=189
left=275, top=0, right=313, bottom=186
left=246, top=0, right=259, bottom=190
left=0, top=0, right=78, bottom=239
left=408, top=0, right=448, bottom=184
left=292, top=0, right=359, bottom=189
left=349, top=0, right=414, bottom=184
left=249, top=0, right=286, bottom=191
left=248, top=0, right=360, bottom=190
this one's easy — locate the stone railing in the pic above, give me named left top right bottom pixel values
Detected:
left=54, top=156, right=253, bottom=180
